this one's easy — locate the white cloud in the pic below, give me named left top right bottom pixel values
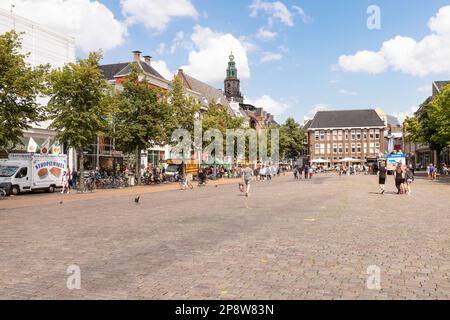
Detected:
left=338, top=5, right=450, bottom=76
left=156, top=43, right=166, bottom=55
left=152, top=60, right=174, bottom=80
left=292, top=5, right=313, bottom=24
left=310, top=104, right=332, bottom=115
left=1, top=0, right=127, bottom=53
left=338, top=89, right=358, bottom=96
left=418, top=85, right=430, bottom=93
left=255, top=27, right=278, bottom=41
left=338, top=50, right=388, bottom=74
left=181, top=25, right=251, bottom=84
left=260, top=51, right=282, bottom=63
left=120, top=0, right=198, bottom=31
left=392, top=106, right=419, bottom=123
left=245, top=95, right=289, bottom=116
left=249, top=0, right=311, bottom=27
left=329, top=79, right=339, bottom=84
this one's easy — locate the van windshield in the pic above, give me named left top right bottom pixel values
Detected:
left=166, top=165, right=181, bottom=173
left=0, top=166, right=19, bottom=177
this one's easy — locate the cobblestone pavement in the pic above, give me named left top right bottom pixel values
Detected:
left=1, top=174, right=449, bottom=300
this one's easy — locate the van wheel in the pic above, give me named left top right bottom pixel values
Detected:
left=48, top=186, right=56, bottom=193
left=10, top=186, right=20, bottom=196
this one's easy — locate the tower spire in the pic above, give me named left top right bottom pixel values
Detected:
left=224, top=52, right=243, bottom=103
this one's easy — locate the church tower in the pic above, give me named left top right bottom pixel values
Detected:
left=224, top=52, right=244, bottom=103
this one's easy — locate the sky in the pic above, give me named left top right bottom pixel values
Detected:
left=2, top=0, right=450, bottom=123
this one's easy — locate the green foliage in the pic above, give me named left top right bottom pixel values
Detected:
left=113, top=64, right=172, bottom=154
left=170, top=76, right=200, bottom=135
left=47, top=51, right=111, bottom=151
left=405, top=85, right=450, bottom=154
left=0, top=31, right=49, bottom=150
left=279, top=118, right=305, bottom=160
left=202, top=101, right=243, bottom=136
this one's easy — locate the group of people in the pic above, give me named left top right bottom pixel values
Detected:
left=293, top=164, right=314, bottom=180
left=61, top=169, right=78, bottom=194
left=378, top=163, right=415, bottom=195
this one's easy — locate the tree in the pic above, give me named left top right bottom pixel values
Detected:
left=202, top=101, right=244, bottom=162
left=47, top=51, right=111, bottom=189
left=0, top=31, right=49, bottom=152
left=405, top=84, right=450, bottom=164
left=170, top=76, right=201, bottom=135
left=113, top=65, right=172, bottom=183
left=202, top=101, right=243, bottom=137
left=279, top=118, right=305, bottom=160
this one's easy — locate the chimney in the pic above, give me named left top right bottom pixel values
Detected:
left=143, top=55, right=152, bottom=66
left=132, top=50, right=142, bottom=62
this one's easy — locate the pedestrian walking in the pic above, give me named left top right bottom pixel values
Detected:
left=304, top=164, right=310, bottom=180
left=395, top=163, right=406, bottom=195
left=71, top=170, right=78, bottom=190
left=405, top=166, right=414, bottom=195
left=61, top=171, right=70, bottom=194
left=242, top=164, right=253, bottom=197
left=378, top=164, right=387, bottom=195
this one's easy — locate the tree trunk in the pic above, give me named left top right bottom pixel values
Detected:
left=136, top=147, right=141, bottom=185
left=79, top=149, right=85, bottom=191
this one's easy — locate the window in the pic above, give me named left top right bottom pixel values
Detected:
left=369, top=142, right=375, bottom=154
left=15, top=167, right=27, bottom=179
left=315, top=144, right=320, bottom=154
left=375, top=142, right=380, bottom=154
left=327, top=130, right=331, bottom=141
left=333, top=130, right=338, bottom=140
left=375, top=129, right=380, bottom=140
left=339, top=143, right=343, bottom=153
left=364, top=143, right=368, bottom=154
left=357, top=143, right=361, bottom=153
left=345, top=130, right=349, bottom=140
left=351, top=130, right=356, bottom=140
left=327, top=144, right=331, bottom=154
left=370, top=129, right=374, bottom=140
left=333, top=143, right=338, bottom=153
left=338, top=130, right=343, bottom=140
left=320, top=144, right=325, bottom=155
left=356, top=130, right=361, bottom=140
left=320, top=131, right=325, bottom=141
left=345, top=144, right=349, bottom=154
left=363, top=130, right=367, bottom=140
left=315, top=131, right=320, bottom=141
left=351, top=143, right=356, bottom=153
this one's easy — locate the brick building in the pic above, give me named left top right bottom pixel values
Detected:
left=306, top=109, right=386, bottom=166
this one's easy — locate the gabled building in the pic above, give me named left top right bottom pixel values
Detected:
left=100, top=51, right=170, bottom=91
left=176, top=69, right=232, bottom=112
left=306, top=109, right=387, bottom=165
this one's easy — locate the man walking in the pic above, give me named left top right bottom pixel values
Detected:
left=242, top=164, right=253, bottom=197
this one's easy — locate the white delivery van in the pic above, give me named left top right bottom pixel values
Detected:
left=0, top=153, right=68, bottom=196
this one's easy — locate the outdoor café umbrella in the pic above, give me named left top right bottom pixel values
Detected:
left=311, top=159, right=331, bottom=164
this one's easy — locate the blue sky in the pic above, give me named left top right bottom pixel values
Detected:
left=4, top=0, right=450, bottom=123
